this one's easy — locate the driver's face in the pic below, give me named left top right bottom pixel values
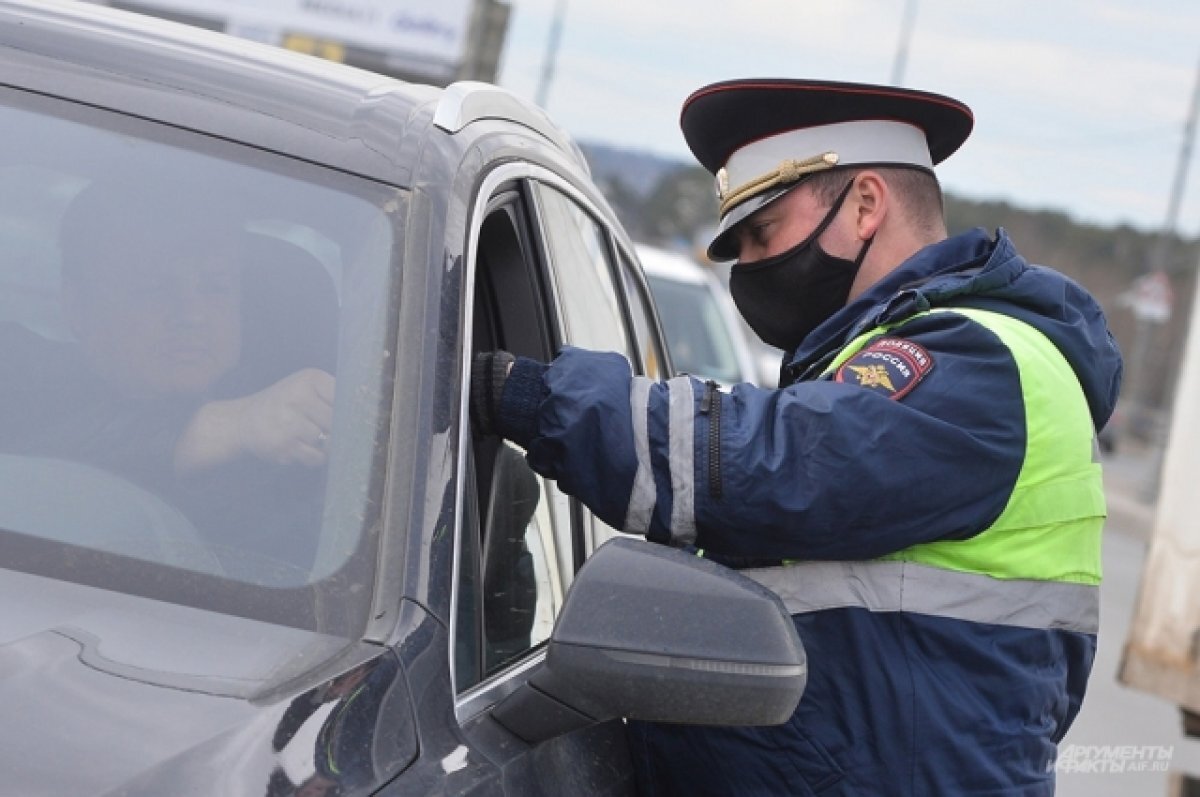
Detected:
left=65, top=234, right=242, bottom=398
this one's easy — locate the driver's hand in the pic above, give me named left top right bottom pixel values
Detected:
left=175, top=368, right=335, bottom=473
left=234, top=368, right=335, bottom=467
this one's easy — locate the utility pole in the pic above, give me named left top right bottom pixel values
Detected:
left=534, top=0, right=568, bottom=109
left=890, top=0, right=918, bottom=86
left=1138, top=51, right=1200, bottom=500
left=456, top=0, right=512, bottom=83
left=1154, top=52, right=1200, bottom=274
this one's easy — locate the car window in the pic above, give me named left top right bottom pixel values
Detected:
left=457, top=188, right=573, bottom=693
left=456, top=177, right=660, bottom=699
left=533, top=185, right=651, bottom=552
left=0, top=87, right=401, bottom=635
left=532, top=183, right=634, bottom=359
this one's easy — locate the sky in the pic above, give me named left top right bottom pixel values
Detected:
left=495, top=0, right=1200, bottom=241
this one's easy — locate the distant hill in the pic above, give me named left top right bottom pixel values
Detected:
left=578, top=141, right=684, bottom=198
left=579, top=139, right=1199, bottom=413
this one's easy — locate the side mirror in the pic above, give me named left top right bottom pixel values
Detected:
left=491, top=537, right=806, bottom=743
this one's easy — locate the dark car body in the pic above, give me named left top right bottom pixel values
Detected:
left=0, top=2, right=804, bottom=795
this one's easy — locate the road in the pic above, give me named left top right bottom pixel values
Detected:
left=1056, top=444, right=1200, bottom=796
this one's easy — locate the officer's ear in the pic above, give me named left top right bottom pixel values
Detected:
left=850, top=171, right=888, bottom=241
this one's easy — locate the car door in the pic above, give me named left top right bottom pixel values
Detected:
left=447, top=163, right=666, bottom=795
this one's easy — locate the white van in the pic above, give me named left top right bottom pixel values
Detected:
left=636, top=243, right=767, bottom=387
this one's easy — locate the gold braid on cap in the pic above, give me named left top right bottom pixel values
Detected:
left=717, top=152, right=840, bottom=217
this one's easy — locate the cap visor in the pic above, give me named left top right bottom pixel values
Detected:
left=706, top=184, right=793, bottom=262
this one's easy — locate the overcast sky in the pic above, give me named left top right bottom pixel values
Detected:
left=496, top=0, right=1200, bottom=241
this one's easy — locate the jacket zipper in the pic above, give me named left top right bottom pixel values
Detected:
left=699, top=380, right=723, bottom=499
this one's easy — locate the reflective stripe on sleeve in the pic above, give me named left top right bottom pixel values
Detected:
left=622, top=376, right=656, bottom=535
left=667, top=376, right=697, bottom=546
left=743, top=560, right=1099, bottom=634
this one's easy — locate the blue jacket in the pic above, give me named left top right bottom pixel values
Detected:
left=495, top=228, right=1122, bottom=795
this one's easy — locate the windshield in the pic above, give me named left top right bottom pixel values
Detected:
left=0, top=88, right=402, bottom=635
left=646, top=275, right=744, bottom=385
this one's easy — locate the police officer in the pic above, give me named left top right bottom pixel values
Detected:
left=471, top=78, right=1122, bottom=795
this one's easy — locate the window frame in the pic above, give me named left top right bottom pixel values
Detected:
left=450, top=164, right=657, bottom=722
left=459, top=184, right=567, bottom=692
left=451, top=165, right=567, bottom=719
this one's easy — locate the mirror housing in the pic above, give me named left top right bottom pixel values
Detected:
left=491, top=537, right=806, bottom=743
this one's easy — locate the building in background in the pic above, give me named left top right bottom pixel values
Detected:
left=81, top=0, right=510, bottom=84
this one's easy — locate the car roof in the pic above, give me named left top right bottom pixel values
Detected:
left=0, top=0, right=582, bottom=187
left=634, top=244, right=714, bottom=286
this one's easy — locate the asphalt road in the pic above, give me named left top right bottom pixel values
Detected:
left=1056, top=444, right=1200, bottom=796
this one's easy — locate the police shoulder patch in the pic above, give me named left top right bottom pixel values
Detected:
left=834, top=337, right=934, bottom=400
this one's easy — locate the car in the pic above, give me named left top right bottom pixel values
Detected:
left=635, top=243, right=761, bottom=387
left=0, top=2, right=806, bottom=795
left=706, top=259, right=789, bottom=389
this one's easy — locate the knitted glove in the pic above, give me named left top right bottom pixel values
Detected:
left=470, top=350, right=516, bottom=437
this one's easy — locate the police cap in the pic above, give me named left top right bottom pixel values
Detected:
left=680, top=78, right=974, bottom=261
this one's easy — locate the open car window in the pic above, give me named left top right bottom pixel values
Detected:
left=457, top=188, right=563, bottom=694
left=0, top=87, right=403, bottom=635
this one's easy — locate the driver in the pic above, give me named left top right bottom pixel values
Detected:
left=57, top=178, right=335, bottom=477
left=0, top=177, right=336, bottom=562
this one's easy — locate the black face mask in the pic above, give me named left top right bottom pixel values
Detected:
left=729, top=182, right=873, bottom=352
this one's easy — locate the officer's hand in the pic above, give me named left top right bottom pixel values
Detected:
left=470, top=350, right=515, bottom=437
